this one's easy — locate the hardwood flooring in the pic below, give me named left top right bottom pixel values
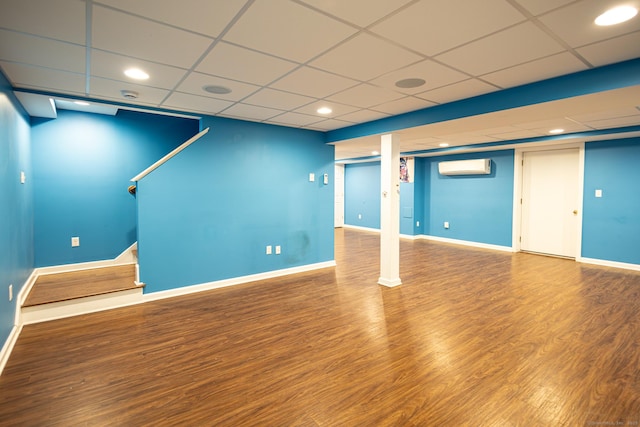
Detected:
left=1, top=228, right=639, bottom=426
left=23, top=264, right=137, bottom=306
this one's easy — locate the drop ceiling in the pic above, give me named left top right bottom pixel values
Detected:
left=0, top=0, right=639, bottom=160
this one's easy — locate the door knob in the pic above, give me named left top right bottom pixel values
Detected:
left=573, top=210, right=578, bottom=215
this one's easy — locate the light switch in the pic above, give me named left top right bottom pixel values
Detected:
left=595, top=189, right=602, bottom=198
left=266, top=245, right=272, bottom=255
left=323, top=173, right=328, bottom=185
left=275, top=245, right=281, bottom=255
left=309, top=173, right=315, bottom=182
left=71, top=237, right=80, bottom=247
left=20, top=171, right=25, bottom=184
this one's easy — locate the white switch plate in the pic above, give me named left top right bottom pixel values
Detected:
left=9, top=284, right=12, bottom=302
left=71, top=236, right=80, bottom=247
left=275, top=245, right=281, bottom=255
left=266, top=245, right=272, bottom=255
left=309, top=173, right=315, bottom=182
left=595, top=189, right=602, bottom=198
left=444, top=221, right=450, bottom=229
left=416, top=221, right=420, bottom=227
left=20, top=171, right=25, bottom=184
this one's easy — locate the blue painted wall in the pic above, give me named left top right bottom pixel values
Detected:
left=0, top=71, right=33, bottom=349
left=582, top=138, right=640, bottom=264
left=136, top=116, right=335, bottom=293
left=31, top=110, right=199, bottom=267
left=426, top=150, right=514, bottom=246
left=344, top=162, right=380, bottom=229
left=343, top=151, right=514, bottom=246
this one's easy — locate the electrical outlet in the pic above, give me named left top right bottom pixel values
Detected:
left=266, top=245, right=272, bottom=255
left=275, top=245, right=281, bottom=255
left=444, top=221, right=450, bottom=229
left=9, top=284, right=13, bottom=301
left=71, top=236, right=80, bottom=247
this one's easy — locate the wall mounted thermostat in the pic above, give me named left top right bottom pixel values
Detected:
left=323, top=173, right=328, bottom=185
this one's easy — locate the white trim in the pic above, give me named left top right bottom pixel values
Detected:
left=578, top=257, right=640, bottom=272
left=21, top=288, right=144, bottom=325
left=342, top=224, right=380, bottom=233
left=142, top=261, right=336, bottom=303
left=378, top=277, right=402, bottom=287
left=131, top=127, right=210, bottom=182
left=0, top=324, right=22, bottom=376
left=419, top=234, right=514, bottom=253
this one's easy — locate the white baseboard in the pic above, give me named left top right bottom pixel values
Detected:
left=578, top=257, right=640, bottom=271
left=418, top=234, right=514, bottom=253
left=143, top=260, right=337, bottom=303
left=0, top=324, right=22, bottom=376
left=342, top=224, right=380, bottom=233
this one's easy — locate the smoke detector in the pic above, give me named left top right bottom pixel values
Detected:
left=121, top=90, right=139, bottom=99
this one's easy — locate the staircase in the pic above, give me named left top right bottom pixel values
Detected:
left=21, top=262, right=144, bottom=324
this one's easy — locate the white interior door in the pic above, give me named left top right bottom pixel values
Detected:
left=521, top=149, right=580, bottom=258
left=334, top=164, right=344, bottom=228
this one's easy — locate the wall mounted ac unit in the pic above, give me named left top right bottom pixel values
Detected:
left=438, top=159, right=491, bottom=176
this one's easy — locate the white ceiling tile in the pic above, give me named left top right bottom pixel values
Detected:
left=162, top=92, right=234, bottom=114
left=243, top=88, right=315, bottom=111
left=585, top=115, right=640, bottom=129
left=488, top=129, right=545, bottom=140
left=91, top=50, right=188, bottom=90
left=222, top=0, right=357, bottom=63
left=416, top=79, right=497, bottom=104
left=511, top=117, right=591, bottom=132
left=576, top=32, right=640, bottom=67
left=297, top=0, right=413, bottom=27
left=221, top=103, right=284, bottom=121
left=310, top=33, right=423, bottom=82
left=96, top=0, right=247, bottom=37
left=481, top=52, right=588, bottom=88
left=0, top=30, right=85, bottom=73
left=569, top=108, right=640, bottom=122
left=197, top=42, right=298, bottom=86
left=327, top=83, right=405, bottom=108
left=437, top=132, right=501, bottom=145
left=370, top=0, right=526, bottom=56
left=176, top=72, right=261, bottom=101
left=90, top=77, right=170, bottom=105
left=1, top=62, right=85, bottom=94
left=307, top=118, right=354, bottom=131
left=0, top=0, right=85, bottom=43
left=92, top=5, right=212, bottom=68
left=293, top=101, right=359, bottom=118
left=512, top=0, right=575, bottom=16
left=267, top=111, right=320, bottom=127
left=537, top=0, right=640, bottom=48
left=372, top=96, right=437, bottom=115
left=436, top=22, right=565, bottom=76
left=370, top=60, right=469, bottom=94
left=270, top=66, right=359, bottom=98
left=335, top=109, right=391, bottom=123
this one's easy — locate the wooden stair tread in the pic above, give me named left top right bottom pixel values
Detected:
left=23, top=264, right=140, bottom=307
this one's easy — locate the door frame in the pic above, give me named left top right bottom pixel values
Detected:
left=512, top=142, right=585, bottom=258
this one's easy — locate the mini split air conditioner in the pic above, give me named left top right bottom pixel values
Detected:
left=438, top=159, right=491, bottom=176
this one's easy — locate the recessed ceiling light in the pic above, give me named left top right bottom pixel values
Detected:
left=595, top=6, right=638, bottom=26
left=549, top=128, right=565, bottom=134
left=317, top=107, right=332, bottom=114
left=395, top=78, right=426, bottom=89
left=203, top=85, right=232, bottom=95
left=124, top=68, right=149, bottom=80
left=372, top=151, right=380, bottom=155
left=74, top=101, right=89, bottom=106
left=439, top=143, right=449, bottom=147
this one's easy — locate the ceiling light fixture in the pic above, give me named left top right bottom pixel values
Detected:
left=439, top=143, right=449, bottom=147
left=124, top=68, right=149, bottom=80
left=317, top=107, right=332, bottom=115
left=74, top=101, right=89, bottom=106
left=203, top=85, right=232, bottom=95
left=595, top=5, right=638, bottom=26
left=549, top=128, right=565, bottom=134
left=372, top=151, right=380, bottom=155
left=395, top=78, right=426, bottom=89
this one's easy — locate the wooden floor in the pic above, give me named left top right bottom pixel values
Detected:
left=1, top=228, right=639, bottom=426
left=23, top=264, right=137, bottom=307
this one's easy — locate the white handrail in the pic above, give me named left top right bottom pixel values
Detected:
left=130, top=127, right=210, bottom=182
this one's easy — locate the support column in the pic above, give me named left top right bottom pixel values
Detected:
left=378, top=133, right=402, bottom=287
